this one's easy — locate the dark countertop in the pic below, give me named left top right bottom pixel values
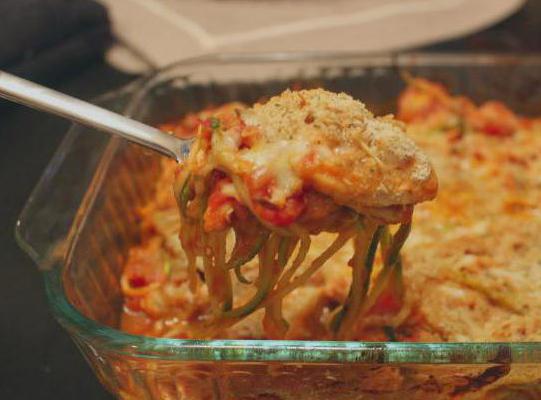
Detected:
left=1, top=2, right=541, bottom=398
left=1, top=62, right=132, bottom=400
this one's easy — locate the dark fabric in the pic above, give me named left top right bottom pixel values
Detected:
left=0, top=0, right=111, bottom=82
left=424, top=1, right=541, bottom=52
left=0, top=61, right=133, bottom=400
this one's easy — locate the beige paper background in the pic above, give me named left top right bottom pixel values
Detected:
left=100, top=0, right=525, bottom=72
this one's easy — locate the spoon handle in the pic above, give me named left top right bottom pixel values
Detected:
left=0, top=70, right=184, bottom=161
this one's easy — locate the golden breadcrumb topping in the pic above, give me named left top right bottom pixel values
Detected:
left=239, top=89, right=437, bottom=214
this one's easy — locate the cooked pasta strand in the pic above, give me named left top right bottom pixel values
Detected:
left=267, top=229, right=356, bottom=305
left=333, top=224, right=382, bottom=339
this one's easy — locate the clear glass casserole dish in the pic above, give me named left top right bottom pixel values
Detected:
left=16, top=53, right=541, bottom=399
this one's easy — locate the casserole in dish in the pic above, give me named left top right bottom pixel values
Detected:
left=17, top=53, right=541, bottom=399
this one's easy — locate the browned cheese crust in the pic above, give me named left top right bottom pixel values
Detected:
left=238, top=89, right=438, bottom=223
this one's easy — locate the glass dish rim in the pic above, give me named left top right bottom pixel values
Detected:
left=23, top=51, right=541, bottom=364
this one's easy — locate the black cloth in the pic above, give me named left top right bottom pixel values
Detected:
left=0, top=0, right=111, bottom=82
left=0, top=61, right=132, bottom=400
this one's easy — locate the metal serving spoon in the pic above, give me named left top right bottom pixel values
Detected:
left=0, top=71, right=185, bottom=161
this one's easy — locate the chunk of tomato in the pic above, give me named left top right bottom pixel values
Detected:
left=470, top=101, right=518, bottom=137
left=252, top=194, right=307, bottom=226
left=369, top=290, right=403, bottom=315
left=203, top=178, right=238, bottom=231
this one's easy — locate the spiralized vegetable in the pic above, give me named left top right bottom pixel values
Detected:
left=178, top=179, right=412, bottom=339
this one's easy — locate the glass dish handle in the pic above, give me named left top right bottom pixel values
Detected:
left=15, top=83, right=140, bottom=270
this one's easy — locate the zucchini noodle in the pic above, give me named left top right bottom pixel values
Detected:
left=275, top=228, right=310, bottom=289
left=332, top=224, right=382, bottom=339
left=268, top=229, right=357, bottom=304
left=181, top=203, right=413, bottom=339
left=227, top=227, right=270, bottom=284
left=358, top=223, right=411, bottom=317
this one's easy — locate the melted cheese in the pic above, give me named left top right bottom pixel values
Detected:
left=240, top=139, right=309, bottom=206
left=237, top=89, right=436, bottom=214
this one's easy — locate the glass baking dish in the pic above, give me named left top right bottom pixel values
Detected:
left=16, top=53, right=541, bottom=399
